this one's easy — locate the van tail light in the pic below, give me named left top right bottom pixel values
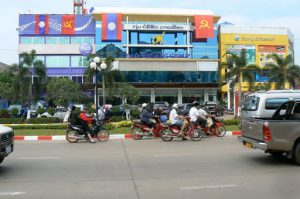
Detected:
left=263, top=123, right=271, bottom=141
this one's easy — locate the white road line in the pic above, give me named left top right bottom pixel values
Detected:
left=0, top=192, right=26, bottom=196
left=180, top=184, right=238, bottom=190
left=16, top=157, right=59, bottom=160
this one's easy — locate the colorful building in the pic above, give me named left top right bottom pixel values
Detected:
left=18, top=7, right=220, bottom=104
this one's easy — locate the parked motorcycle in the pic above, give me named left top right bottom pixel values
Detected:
left=160, top=117, right=203, bottom=141
left=131, top=116, right=167, bottom=140
left=66, top=117, right=110, bottom=143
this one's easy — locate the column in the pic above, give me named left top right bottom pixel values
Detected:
left=227, top=81, right=231, bottom=110
left=126, top=16, right=129, bottom=56
left=178, top=89, right=183, bottom=104
left=150, top=89, right=155, bottom=103
left=204, top=91, right=209, bottom=102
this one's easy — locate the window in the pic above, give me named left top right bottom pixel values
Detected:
left=242, top=96, right=260, bottom=111
left=20, top=37, right=32, bottom=44
left=71, top=56, right=89, bottom=67
left=46, top=37, right=70, bottom=44
left=265, top=98, right=289, bottom=110
left=32, top=37, right=44, bottom=44
left=35, top=56, right=45, bottom=64
left=72, top=76, right=83, bottom=83
left=71, top=37, right=94, bottom=44
left=46, top=56, right=70, bottom=68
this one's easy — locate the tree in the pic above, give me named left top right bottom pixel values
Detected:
left=47, top=78, right=80, bottom=106
left=116, top=83, right=141, bottom=104
left=265, top=54, right=300, bottom=89
left=221, top=49, right=261, bottom=116
left=20, top=49, right=47, bottom=106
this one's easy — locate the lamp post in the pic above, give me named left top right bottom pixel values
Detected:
left=90, top=57, right=107, bottom=118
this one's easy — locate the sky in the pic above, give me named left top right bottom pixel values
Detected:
left=0, top=0, right=299, bottom=65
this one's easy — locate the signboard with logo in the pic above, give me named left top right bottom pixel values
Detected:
left=19, top=14, right=95, bottom=35
left=258, top=45, right=286, bottom=66
left=124, top=24, right=192, bottom=31
left=226, top=45, right=256, bottom=64
left=194, top=15, right=214, bottom=39
left=79, top=43, right=93, bottom=56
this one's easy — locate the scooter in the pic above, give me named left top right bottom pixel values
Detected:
left=201, top=116, right=227, bottom=137
left=131, top=116, right=167, bottom=140
left=160, top=117, right=203, bottom=141
left=66, top=117, right=110, bottom=143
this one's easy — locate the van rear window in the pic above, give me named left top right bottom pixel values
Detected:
left=265, top=98, right=289, bottom=110
left=242, top=96, right=260, bottom=111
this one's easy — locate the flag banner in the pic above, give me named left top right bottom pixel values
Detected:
left=102, top=13, right=122, bottom=41
left=62, top=15, right=75, bottom=35
left=194, top=15, right=214, bottom=39
left=35, top=15, right=49, bottom=34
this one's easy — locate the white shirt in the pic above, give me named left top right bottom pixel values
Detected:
left=199, top=108, right=208, bottom=119
left=169, top=109, right=179, bottom=124
left=189, top=107, right=200, bottom=122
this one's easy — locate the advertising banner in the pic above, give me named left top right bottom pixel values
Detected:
left=123, top=24, right=192, bottom=31
left=258, top=45, right=286, bottom=67
left=102, top=13, right=122, bottom=41
left=19, top=14, right=95, bottom=35
left=194, top=15, right=214, bottom=39
left=226, top=45, right=256, bottom=64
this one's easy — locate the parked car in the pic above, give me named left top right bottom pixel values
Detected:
left=178, top=103, right=193, bottom=116
left=39, top=107, right=68, bottom=120
left=68, top=103, right=86, bottom=111
left=8, top=104, right=22, bottom=117
left=204, top=101, right=224, bottom=116
left=0, top=125, right=14, bottom=165
left=150, top=101, right=170, bottom=115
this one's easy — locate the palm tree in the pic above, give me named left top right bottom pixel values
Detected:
left=221, top=49, right=261, bottom=116
left=19, top=49, right=47, bottom=107
left=265, top=54, right=300, bottom=89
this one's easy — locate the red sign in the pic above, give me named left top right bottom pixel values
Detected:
left=258, top=45, right=286, bottom=53
left=194, top=15, right=214, bottom=39
left=62, top=15, right=75, bottom=35
left=102, top=13, right=122, bottom=41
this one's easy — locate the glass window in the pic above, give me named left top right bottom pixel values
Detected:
left=46, top=37, right=57, bottom=44
left=265, top=98, right=289, bottom=110
left=20, top=37, right=32, bottom=44
left=46, top=37, right=70, bottom=44
left=35, top=56, right=45, bottom=64
left=32, top=37, right=44, bottom=44
left=58, top=37, right=70, bottom=44
left=71, top=56, right=89, bottom=67
left=71, top=37, right=94, bottom=44
left=46, top=56, right=69, bottom=68
left=71, top=37, right=82, bottom=44
left=241, top=96, right=260, bottom=111
left=82, top=37, right=94, bottom=44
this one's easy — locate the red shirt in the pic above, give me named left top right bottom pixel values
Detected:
left=79, top=112, right=93, bottom=124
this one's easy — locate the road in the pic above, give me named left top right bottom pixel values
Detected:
left=0, top=137, right=300, bottom=199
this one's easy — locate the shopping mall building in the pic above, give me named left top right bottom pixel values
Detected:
left=18, top=7, right=294, bottom=105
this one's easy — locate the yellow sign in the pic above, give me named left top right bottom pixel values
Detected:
left=199, top=20, right=210, bottom=29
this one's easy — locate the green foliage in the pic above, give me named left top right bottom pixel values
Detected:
left=47, top=78, right=80, bottom=106
left=10, top=108, right=19, bottom=117
left=110, top=116, right=123, bottom=122
left=116, top=83, right=141, bottom=104
left=6, top=123, right=67, bottom=130
left=0, top=118, right=25, bottom=124
left=25, top=117, right=61, bottom=124
left=37, top=107, right=46, bottom=115
left=47, top=107, right=55, bottom=115
left=224, top=119, right=239, bottom=126
left=131, top=108, right=141, bottom=119
left=0, top=109, right=9, bottom=118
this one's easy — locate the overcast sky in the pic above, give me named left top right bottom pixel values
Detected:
left=1, top=0, right=299, bottom=65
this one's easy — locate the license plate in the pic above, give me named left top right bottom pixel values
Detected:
left=245, top=142, right=252, bottom=149
left=5, top=145, right=11, bottom=154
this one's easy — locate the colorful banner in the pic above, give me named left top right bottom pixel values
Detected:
left=226, top=45, right=256, bottom=64
left=194, top=15, right=214, bottom=39
left=258, top=45, right=286, bottom=53
left=102, top=13, right=122, bottom=41
left=19, top=15, right=95, bottom=35
left=62, top=15, right=75, bottom=35
left=35, top=15, right=49, bottom=34
left=258, top=45, right=286, bottom=67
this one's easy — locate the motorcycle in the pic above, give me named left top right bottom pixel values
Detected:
left=160, top=117, right=203, bottom=141
left=131, top=116, right=167, bottom=140
left=66, top=117, right=110, bottom=143
left=201, top=116, right=226, bottom=137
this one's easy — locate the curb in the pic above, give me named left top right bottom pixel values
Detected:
left=14, top=131, right=241, bottom=141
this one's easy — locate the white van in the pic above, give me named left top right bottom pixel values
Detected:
left=0, top=125, right=14, bottom=165
left=241, top=90, right=300, bottom=120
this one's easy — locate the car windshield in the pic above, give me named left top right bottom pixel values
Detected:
left=242, top=96, right=260, bottom=111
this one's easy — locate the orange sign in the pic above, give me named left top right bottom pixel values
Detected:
left=258, top=45, right=286, bottom=53
left=194, top=15, right=214, bottom=39
left=62, top=15, right=75, bottom=35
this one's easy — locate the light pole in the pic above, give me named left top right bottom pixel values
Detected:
left=90, top=57, right=107, bottom=118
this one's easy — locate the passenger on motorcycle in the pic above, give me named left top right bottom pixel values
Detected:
left=140, top=103, right=155, bottom=133
left=98, top=104, right=112, bottom=123
left=79, top=107, right=96, bottom=143
left=189, top=101, right=201, bottom=125
left=169, top=103, right=188, bottom=140
left=199, top=105, right=214, bottom=129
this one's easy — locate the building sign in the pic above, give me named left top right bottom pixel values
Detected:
left=258, top=45, right=286, bottom=67
left=234, top=35, right=276, bottom=42
left=79, top=43, right=93, bottom=56
left=18, top=14, right=95, bottom=35
left=127, top=52, right=190, bottom=58
left=124, top=24, right=192, bottom=31
left=226, top=45, right=256, bottom=64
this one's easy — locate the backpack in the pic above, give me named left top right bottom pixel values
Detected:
left=98, top=109, right=105, bottom=121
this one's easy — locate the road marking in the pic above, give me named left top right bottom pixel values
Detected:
left=180, top=184, right=238, bottom=190
left=0, top=192, right=26, bottom=196
left=17, top=156, right=59, bottom=160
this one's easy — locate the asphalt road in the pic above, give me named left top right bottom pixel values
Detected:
left=0, top=137, right=300, bottom=199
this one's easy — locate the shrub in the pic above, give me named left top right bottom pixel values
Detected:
left=48, top=107, right=55, bottom=116
left=26, top=117, right=61, bottom=124
left=10, top=108, right=19, bottom=117
left=0, top=109, right=9, bottom=118
left=37, top=107, right=46, bottom=115
left=224, top=119, right=239, bottom=126
left=0, top=118, right=25, bottom=124
left=110, top=116, right=123, bottom=122
left=6, top=123, right=67, bottom=130
left=131, top=108, right=141, bottom=119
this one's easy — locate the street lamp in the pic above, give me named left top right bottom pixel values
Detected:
left=89, top=57, right=107, bottom=118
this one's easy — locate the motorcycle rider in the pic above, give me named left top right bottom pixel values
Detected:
left=140, top=103, right=155, bottom=133
left=79, top=107, right=96, bottom=143
left=198, top=105, right=208, bottom=129
left=169, top=103, right=188, bottom=140
left=189, top=101, right=201, bottom=125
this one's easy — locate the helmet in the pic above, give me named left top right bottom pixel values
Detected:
left=71, top=105, right=76, bottom=111
left=192, top=101, right=199, bottom=106
left=172, top=103, right=179, bottom=109
left=142, top=103, right=148, bottom=108
left=104, top=104, right=112, bottom=110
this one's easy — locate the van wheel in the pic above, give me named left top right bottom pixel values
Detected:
left=293, top=143, right=300, bottom=165
left=0, top=157, right=4, bottom=164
